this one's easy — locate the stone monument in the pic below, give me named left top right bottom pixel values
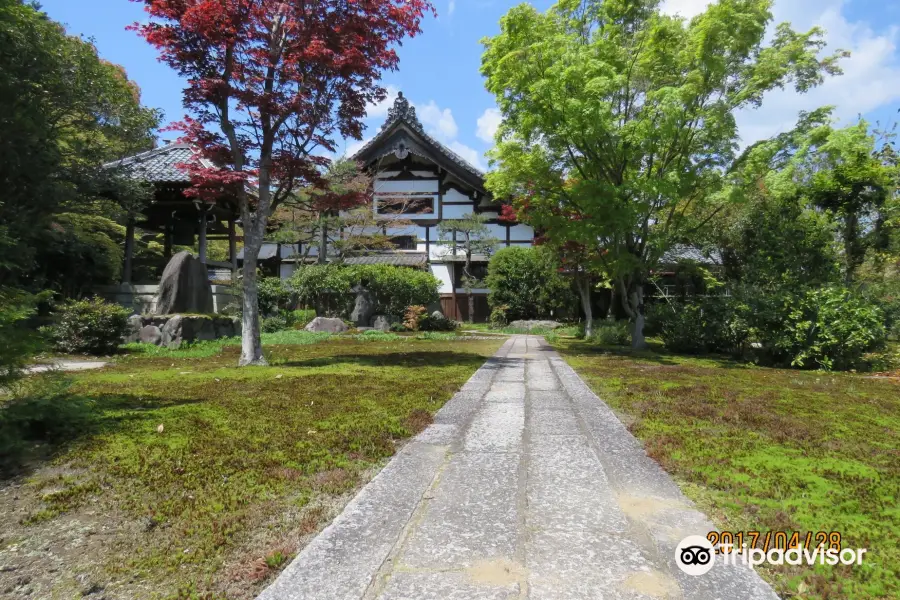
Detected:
left=349, top=283, right=376, bottom=327
left=154, top=251, right=214, bottom=315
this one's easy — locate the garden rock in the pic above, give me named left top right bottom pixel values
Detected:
left=508, top=319, right=563, bottom=330
left=161, top=315, right=216, bottom=348
left=139, top=325, right=163, bottom=345
left=304, top=317, right=348, bottom=333
left=350, top=284, right=376, bottom=327
left=431, top=310, right=444, bottom=319
left=154, top=251, right=214, bottom=315
left=371, top=315, right=392, bottom=332
left=125, top=314, right=143, bottom=343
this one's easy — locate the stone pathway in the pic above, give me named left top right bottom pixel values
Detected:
left=24, top=360, right=108, bottom=374
left=258, top=336, right=779, bottom=600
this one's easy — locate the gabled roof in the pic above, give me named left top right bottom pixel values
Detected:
left=103, top=143, right=210, bottom=183
left=350, top=92, right=487, bottom=193
left=341, top=253, right=428, bottom=267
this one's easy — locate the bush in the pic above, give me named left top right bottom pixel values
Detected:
left=753, top=286, right=886, bottom=370
left=287, top=309, right=316, bottom=329
left=656, top=296, right=750, bottom=356
left=589, top=320, right=631, bottom=346
left=486, top=246, right=574, bottom=321
left=45, top=297, right=131, bottom=355
left=1, top=288, right=43, bottom=388
left=290, top=264, right=440, bottom=318
left=656, top=287, right=886, bottom=370
left=490, top=305, right=509, bottom=328
left=403, top=305, right=427, bottom=331
left=258, top=276, right=294, bottom=317
left=261, top=314, right=288, bottom=333
left=419, top=312, right=457, bottom=332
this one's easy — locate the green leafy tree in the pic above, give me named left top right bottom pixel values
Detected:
left=0, top=0, right=160, bottom=291
left=486, top=246, right=573, bottom=322
left=481, top=0, right=846, bottom=347
left=437, top=214, right=498, bottom=323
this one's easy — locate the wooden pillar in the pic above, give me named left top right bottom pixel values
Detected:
left=122, top=218, right=135, bottom=284
left=228, top=217, right=237, bottom=276
left=198, top=205, right=208, bottom=264
left=163, top=212, right=173, bottom=259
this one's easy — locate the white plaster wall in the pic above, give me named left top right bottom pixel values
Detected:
left=443, top=188, right=471, bottom=203
left=430, top=263, right=454, bottom=294
left=486, top=223, right=507, bottom=239
left=375, top=179, right=439, bottom=193
left=430, top=241, right=453, bottom=260
left=442, top=203, right=476, bottom=219
left=509, top=223, right=534, bottom=240
left=279, top=263, right=296, bottom=280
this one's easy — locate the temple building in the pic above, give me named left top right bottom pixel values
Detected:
left=346, top=92, right=535, bottom=321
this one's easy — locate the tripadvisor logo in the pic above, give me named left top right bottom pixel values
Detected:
left=675, top=535, right=716, bottom=576
left=675, top=534, right=869, bottom=576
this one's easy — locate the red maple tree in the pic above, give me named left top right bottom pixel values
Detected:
left=131, top=0, right=433, bottom=365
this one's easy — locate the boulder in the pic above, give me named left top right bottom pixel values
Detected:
left=139, top=325, right=163, bottom=345
left=371, top=315, right=392, bottom=332
left=304, top=317, right=348, bottom=333
left=349, top=284, right=376, bottom=327
left=154, top=251, right=214, bottom=315
left=125, top=314, right=143, bottom=343
left=431, top=310, right=444, bottom=319
left=508, top=319, right=563, bottom=330
left=161, top=315, right=216, bottom=348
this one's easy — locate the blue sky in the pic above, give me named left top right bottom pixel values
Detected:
left=39, top=0, right=900, bottom=171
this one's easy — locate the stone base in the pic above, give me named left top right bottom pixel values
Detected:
left=127, top=314, right=241, bottom=348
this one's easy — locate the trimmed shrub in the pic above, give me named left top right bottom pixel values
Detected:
left=290, top=264, right=440, bottom=318
left=45, top=297, right=131, bottom=355
left=486, top=247, right=574, bottom=321
left=261, top=314, right=288, bottom=333
left=258, top=276, right=294, bottom=317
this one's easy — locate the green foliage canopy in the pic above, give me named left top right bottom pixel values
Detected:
left=486, top=246, right=573, bottom=321
left=480, top=0, right=846, bottom=345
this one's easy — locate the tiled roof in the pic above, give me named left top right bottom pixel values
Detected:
left=341, top=253, right=428, bottom=267
left=350, top=92, right=485, bottom=180
left=236, top=243, right=280, bottom=261
left=103, top=143, right=208, bottom=183
left=660, top=245, right=723, bottom=266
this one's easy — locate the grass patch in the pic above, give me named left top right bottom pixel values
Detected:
left=1, top=336, right=502, bottom=599
left=554, top=339, right=900, bottom=600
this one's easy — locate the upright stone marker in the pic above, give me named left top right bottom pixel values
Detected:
left=154, top=251, right=214, bottom=315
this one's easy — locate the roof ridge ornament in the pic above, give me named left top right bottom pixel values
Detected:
left=383, top=91, right=423, bottom=132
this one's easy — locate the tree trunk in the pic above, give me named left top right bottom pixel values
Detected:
left=468, top=291, right=475, bottom=324
left=239, top=244, right=267, bottom=366
left=843, top=211, right=861, bottom=284
left=575, top=275, right=593, bottom=338
left=629, top=285, right=647, bottom=349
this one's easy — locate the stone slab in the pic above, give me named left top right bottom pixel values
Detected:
left=399, top=452, right=520, bottom=569
left=464, top=403, right=525, bottom=453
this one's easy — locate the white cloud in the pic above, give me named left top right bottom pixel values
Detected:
left=417, top=100, right=459, bottom=139
left=660, top=0, right=900, bottom=146
left=448, top=140, right=487, bottom=171
left=448, top=0, right=456, bottom=16
left=343, top=136, right=372, bottom=158
left=366, top=85, right=400, bottom=119
left=476, top=107, right=502, bottom=143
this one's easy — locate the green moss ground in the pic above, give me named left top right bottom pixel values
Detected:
left=1, top=336, right=502, bottom=599
left=554, top=340, right=900, bottom=600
